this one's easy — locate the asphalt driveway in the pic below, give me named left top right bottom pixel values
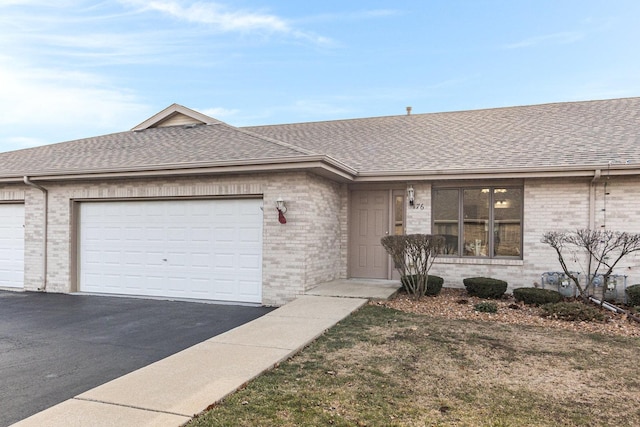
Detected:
left=0, top=290, right=273, bottom=426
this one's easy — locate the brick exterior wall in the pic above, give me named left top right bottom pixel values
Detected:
left=592, top=175, right=640, bottom=288
left=522, top=178, right=590, bottom=289
left=302, top=175, right=348, bottom=287
left=4, top=173, right=640, bottom=304
left=405, top=183, right=431, bottom=234
left=261, top=173, right=346, bottom=303
left=1, top=172, right=345, bottom=306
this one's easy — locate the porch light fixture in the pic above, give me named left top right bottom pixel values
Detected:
left=276, top=197, right=287, bottom=224
left=407, top=185, right=415, bottom=207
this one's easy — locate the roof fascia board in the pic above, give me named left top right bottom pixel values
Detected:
left=131, top=104, right=221, bottom=130
left=0, top=156, right=357, bottom=183
left=3, top=162, right=638, bottom=185
left=354, top=166, right=640, bottom=182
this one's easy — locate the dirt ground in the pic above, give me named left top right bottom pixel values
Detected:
left=381, top=288, right=640, bottom=337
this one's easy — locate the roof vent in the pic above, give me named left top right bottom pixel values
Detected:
left=406, top=106, right=412, bottom=115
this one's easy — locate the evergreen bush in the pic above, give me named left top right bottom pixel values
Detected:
left=463, top=277, right=508, bottom=299
left=513, top=287, right=563, bottom=306
left=626, top=284, right=640, bottom=307
left=400, top=275, right=444, bottom=296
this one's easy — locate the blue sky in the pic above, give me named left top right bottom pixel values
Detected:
left=1, top=0, right=640, bottom=152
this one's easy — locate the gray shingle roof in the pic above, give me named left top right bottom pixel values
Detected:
left=245, top=97, right=640, bottom=174
left=1, top=97, right=639, bottom=181
left=0, top=122, right=314, bottom=177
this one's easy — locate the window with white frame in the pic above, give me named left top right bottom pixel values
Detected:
left=432, top=186, right=523, bottom=258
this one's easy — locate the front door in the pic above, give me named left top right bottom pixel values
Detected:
left=349, top=190, right=389, bottom=278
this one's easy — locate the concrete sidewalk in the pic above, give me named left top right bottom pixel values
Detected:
left=12, top=280, right=398, bottom=427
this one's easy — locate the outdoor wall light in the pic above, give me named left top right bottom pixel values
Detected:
left=407, top=185, right=415, bottom=207
left=276, top=197, right=287, bottom=224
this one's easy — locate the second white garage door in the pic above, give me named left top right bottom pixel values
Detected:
left=79, top=199, right=263, bottom=303
left=0, top=203, right=25, bottom=289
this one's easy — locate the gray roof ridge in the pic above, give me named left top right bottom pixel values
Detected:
left=244, top=96, right=640, bottom=128
left=220, top=121, right=319, bottom=156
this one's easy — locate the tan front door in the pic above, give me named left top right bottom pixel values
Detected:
left=349, top=190, right=389, bottom=278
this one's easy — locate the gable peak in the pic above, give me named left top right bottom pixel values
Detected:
left=131, top=103, right=222, bottom=131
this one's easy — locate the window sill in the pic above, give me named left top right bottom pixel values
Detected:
left=434, top=257, right=523, bottom=266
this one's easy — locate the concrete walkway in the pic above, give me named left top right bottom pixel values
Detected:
left=11, top=280, right=398, bottom=427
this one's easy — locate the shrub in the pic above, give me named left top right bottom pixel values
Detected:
left=626, top=284, right=640, bottom=307
left=513, top=287, right=563, bottom=306
left=540, top=302, right=605, bottom=322
left=474, top=301, right=498, bottom=313
left=381, top=234, right=445, bottom=299
left=463, top=277, right=508, bottom=299
left=400, top=275, right=444, bottom=296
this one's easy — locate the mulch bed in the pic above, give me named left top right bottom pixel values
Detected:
left=378, top=288, right=640, bottom=337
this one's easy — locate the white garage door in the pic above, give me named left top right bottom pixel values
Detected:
left=0, top=204, right=25, bottom=289
left=79, top=199, right=263, bottom=303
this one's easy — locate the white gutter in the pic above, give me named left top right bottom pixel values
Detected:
left=23, top=176, right=48, bottom=291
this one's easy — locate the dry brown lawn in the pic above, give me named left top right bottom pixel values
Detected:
left=189, top=290, right=640, bottom=427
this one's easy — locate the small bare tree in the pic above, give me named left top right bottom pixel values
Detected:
left=381, top=234, right=445, bottom=299
left=542, top=229, right=640, bottom=301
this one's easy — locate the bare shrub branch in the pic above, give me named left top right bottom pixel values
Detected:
left=542, top=229, right=640, bottom=301
left=381, top=234, right=445, bottom=299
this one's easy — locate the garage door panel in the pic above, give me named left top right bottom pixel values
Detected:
left=240, top=254, right=261, bottom=269
left=122, top=275, right=144, bottom=290
left=167, top=276, right=188, bottom=292
left=191, top=227, right=213, bottom=241
left=145, top=227, right=165, bottom=242
left=214, top=227, right=236, bottom=242
left=79, top=199, right=263, bottom=303
left=240, top=231, right=262, bottom=244
left=191, top=253, right=211, bottom=268
left=216, top=253, right=236, bottom=267
left=238, top=280, right=260, bottom=297
left=123, top=251, right=145, bottom=265
left=124, top=227, right=145, bottom=240
left=213, top=278, right=235, bottom=294
left=190, top=278, right=211, bottom=295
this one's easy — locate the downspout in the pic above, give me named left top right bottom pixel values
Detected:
left=23, top=176, right=48, bottom=291
left=589, top=169, right=601, bottom=230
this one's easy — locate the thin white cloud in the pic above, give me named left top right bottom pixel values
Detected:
left=294, top=8, right=401, bottom=25
left=504, top=31, right=584, bottom=49
left=120, top=0, right=332, bottom=45
left=139, top=0, right=288, bottom=32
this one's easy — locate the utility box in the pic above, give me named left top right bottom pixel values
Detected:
left=541, top=271, right=578, bottom=298
left=591, top=274, right=627, bottom=303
